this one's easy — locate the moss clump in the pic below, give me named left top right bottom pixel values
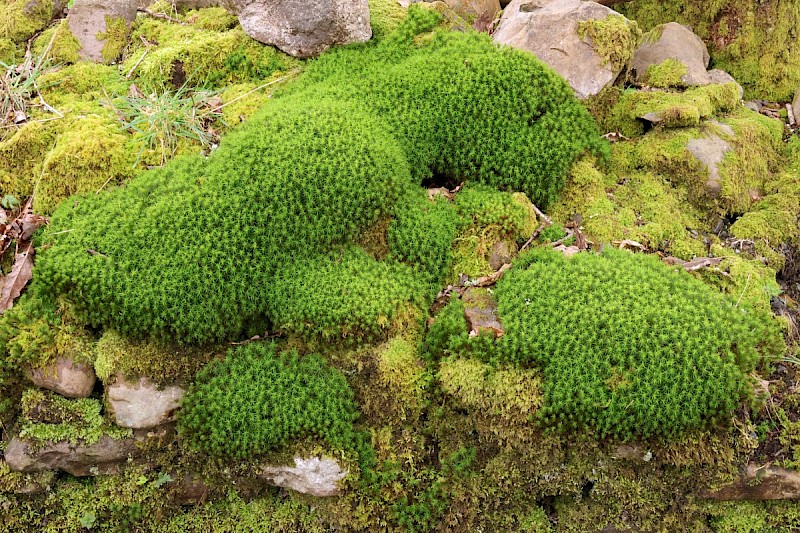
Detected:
left=0, top=37, right=18, bottom=64
left=19, top=389, right=131, bottom=446
left=184, top=7, right=238, bottom=32
left=98, top=15, right=131, bottom=64
left=642, top=58, right=689, bottom=88
left=609, top=83, right=740, bottom=137
left=376, top=337, right=428, bottom=422
left=37, top=14, right=602, bottom=345
left=368, top=0, right=408, bottom=40
left=492, top=248, right=784, bottom=440
left=577, top=14, right=640, bottom=72
left=178, top=343, right=359, bottom=459
left=37, top=62, right=128, bottom=99
left=32, top=20, right=81, bottom=64
left=439, top=358, right=543, bottom=445
left=123, top=17, right=299, bottom=89
left=697, top=247, right=781, bottom=313
left=621, top=0, right=800, bottom=101
left=94, top=330, right=212, bottom=385
left=0, top=0, right=54, bottom=43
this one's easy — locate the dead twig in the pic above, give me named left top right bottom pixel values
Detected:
left=138, top=8, right=185, bottom=25
left=520, top=203, right=553, bottom=252
left=126, top=49, right=149, bottom=79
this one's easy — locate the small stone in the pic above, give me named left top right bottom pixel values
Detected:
left=792, top=87, right=800, bottom=126
left=707, top=69, right=744, bottom=100
left=686, top=134, right=732, bottom=198
left=28, top=358, right=96, bottom=399
left=631, top=22, right=711, bottom=86
left=488, top=241, right=513, bottom=271
left=4, top=435, right=140, bottom=476
left=107, top=377, right=185, bottom=429
left=258, top=457, right=347, bottom=497
left=462, top=287, right=504, bottom=337
left=744, top=101, right=762, bottom=113
left=67, top=0, right=138, bottom=63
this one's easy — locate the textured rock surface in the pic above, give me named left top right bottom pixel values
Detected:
left=107, top=377, right=185, bottom=429
left=700, top=465, right=800, bottom=500
left=631, top=22, right=710, bottom=86
left=258, top=457, right=347, bottom=496
left=707, top=69, right=744, bottom=100
left=4, top=435, right=139, bottom=476
left=493, top=0, right=631, bottom=99
left=67, top=0, right=137, bottom=62
left=686, top=134, right=732, bottom=197
left=488, top=241, right=513, bottom=271
left=793, top=88, right=800, bottom=126
left=230, top=0, right=371, bottom=58
left=28, top=358, right=96, bottom=399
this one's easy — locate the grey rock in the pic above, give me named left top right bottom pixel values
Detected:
left=793, top=88, right=800, bottom=126
left=230, top=0, right=371, bottom=58
left=28, top=358, right=96, bottom=399
left=745, top=101, right=762, bottom=113
left=258, top=457, right=347, bottom=497
left=707, top=69, right=744, bottom=100
left=700, top=464, right=800, bottom=500
left=107, top=377, right=185, bottom=429
left=631, top=22, right=711, bottom=86
left=686, top=134, right=732, bottom=197
left=5, top=436, right=139, bottom=476
left=493, top=0, right=634, bottom=99
left=67, top=0, right=137, bottom=62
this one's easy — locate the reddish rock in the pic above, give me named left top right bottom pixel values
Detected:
left=28, top=358, right=96, bottom=398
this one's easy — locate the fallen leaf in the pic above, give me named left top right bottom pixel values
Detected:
left=0, top=241, right=34, bottom=313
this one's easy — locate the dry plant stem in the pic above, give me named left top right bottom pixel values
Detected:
left=138, top=8, right=185, bottom=25
left=126, top=50, right=149, bottom=79
left=520, top=203, right=553, bottom=251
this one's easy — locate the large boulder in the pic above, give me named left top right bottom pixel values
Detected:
left=107, top=377, right=185, bottom=429
left=631, top=22, right=711, bottom=87
left=27, top=357, right=96, bottom=398
left=228, top=0, right=371, bottom=58
left=67, top=0, right=137, bottom=63
left=493, top=0, right=637, bottom=99
left=4, top=435, right=139, bottom=476
left=258, top=457, right=347, bottom=497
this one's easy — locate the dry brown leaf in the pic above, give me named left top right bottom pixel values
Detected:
left=0, top=241, right=34, bottom=313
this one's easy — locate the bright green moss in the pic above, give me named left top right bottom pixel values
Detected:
left=19, top=389, right=131, bottom=446
left=37, top=14, right=601, bottom=345
left=0, top=0, right=54, bottom=43
left=423, top=298, right=469, bottom=361
left=32, top=20, right=81, bottom=64
left=123, top=18, right=299, bottom=89
left=621, top=0, right=800, bottom=101
left=577, top=15, right=639, bottom=73
left=94, top=330, right=212, bottom=384
left=178, top=343, right=359, bottom=458
left=642, top=58, right=689, bottom=88
left=492, top=248, right=784, bottom=440
left=455, top=185, right=537, bottom=240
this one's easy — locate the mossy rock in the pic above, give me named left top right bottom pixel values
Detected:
left=0, top=0, right=57, bottom=43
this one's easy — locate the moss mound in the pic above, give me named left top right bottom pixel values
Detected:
left=178, top=343, right=358, bottom=458
left=35, top=11, right=602, bottom=345
left=492, top=248, right=784, bottom=439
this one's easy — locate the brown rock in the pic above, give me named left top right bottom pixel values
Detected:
left=700, top=464, right=800, bottom=500
left=488, top=241, right=513, bottom=271
left=494, top=0, right=636, bottom=99
left=463, top=287, right=504, bottom=337
left=28, top=358, right=96, bottom=399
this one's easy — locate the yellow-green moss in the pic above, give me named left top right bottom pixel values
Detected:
left=609, top=83, right=740, bottom=137
left=19, top=389, right=131, bottom=446
left=0, top=0, right=54, bottom=43
left=94, top=330, right=213, bottom=385
left=698, top=245, right=781, bottom=313
left=123, top=18, right=300, bottom=89
left=216, top=78, right=280, bottom=127
left=0, top=37, right=19, bottom=64
left=184, top=7, right=238, bottom=32
left=577, top=14, right=640, bottom=73
left=376, top=337, right=428, bottom=422
left=38, top=62, right=128, bottom=99
left=368, top=0, right=408, bottom=40
left=0, top=461, right=54, bottom=495
left=0, top=121, right=56, bottom=201
left=439, top=357, right=543, bottom=446
left=642, top=57, right=689, bottom=88
left=32, top=20, right=81, bottom=64
left=98, top=15, right=131, bottom=64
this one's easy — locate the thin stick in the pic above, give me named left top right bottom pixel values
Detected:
left=138, top=8, right=186, bottom=25
left=735, top=272, right=752, bottom=307
left=126, top=49, right=149, bottom=79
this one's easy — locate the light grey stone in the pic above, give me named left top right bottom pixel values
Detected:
left=686, top=134, right=732, bottom=197
left=707, top=69, right=744, bottom=100
left=67, top=0, right=137, bottom=62
left=107, top=377, right=185, bottom=429
left=258, top=457, right=347, bottom=497
left=631, top=22, right=711, bottom=86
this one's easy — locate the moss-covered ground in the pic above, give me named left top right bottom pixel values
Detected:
left=2, top=1, right=800, bottom=531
